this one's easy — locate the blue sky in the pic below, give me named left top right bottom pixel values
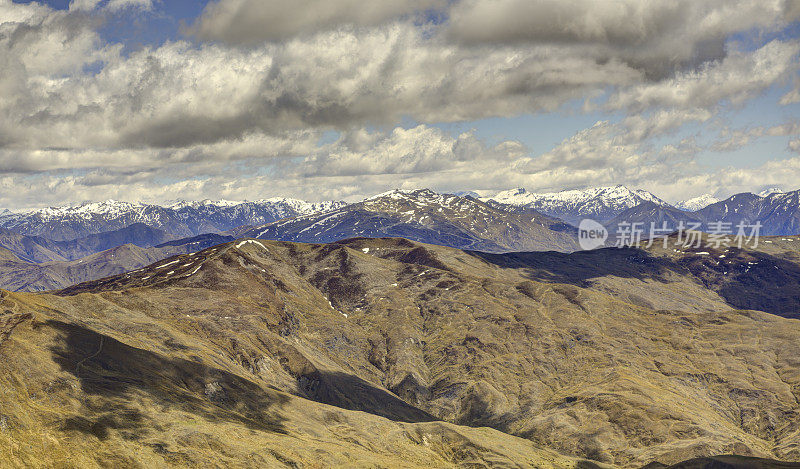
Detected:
left=3, top=0, right=800, bottom=207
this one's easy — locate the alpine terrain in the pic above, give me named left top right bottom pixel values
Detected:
left=238, top=189, right=580, bottom=253
left=483, top=186, right=671, bottom=225
left=1, top=235, right=800, bottom=467
left=0, top=199, right=345, bottom=241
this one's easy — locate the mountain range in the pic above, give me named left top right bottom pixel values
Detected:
left=484, top=185, right=671, bottom=224
left=0, top=186, right=797, bottom=294
left=604, top=190, right=800, bottom=238
left=0, top=185, right=799, bottom=466
left=237, top=189, right=579, bottom=253
left=0, top=198, right=346, bottom=241
left=0, top=223, right=175, bottom=263
left=2, top=235, right=800, bottom=467
left=0, top=229, right=235, bottom=292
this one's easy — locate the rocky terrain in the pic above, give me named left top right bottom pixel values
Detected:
left=694, top=191, right=800, bottom=236
left=1, top=235, right=799, bottom=467
left=239, top=189, right=579, bottom=253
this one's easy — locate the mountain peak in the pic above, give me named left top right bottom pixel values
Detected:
left=484, top=185, right=668, bottom=224
left=365, top=188, right=439, bottom=201
left=675, top=194, right=720, bottom=212
left=0, top=197, right=346, bottom=241
left=758, top=187, right=785, bottom=197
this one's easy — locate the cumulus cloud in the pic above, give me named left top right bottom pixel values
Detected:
left=1, top=0, right=799, bottom=209
left=606, top=40, right=800, bottom=112
left=299, top=125, right=525, bottom=177
left=190, top=0, right=446, bottom=44
left=448, top=0, right=800, bottom=79
left=1, top=17, right=640, bottom=153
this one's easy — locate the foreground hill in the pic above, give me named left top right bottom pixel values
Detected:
left=2, top=237, right=800, bottom=466
left=238, top=189, right=579, bottom=253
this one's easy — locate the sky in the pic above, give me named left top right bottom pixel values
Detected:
left=2, top=0, right=800, bottom=209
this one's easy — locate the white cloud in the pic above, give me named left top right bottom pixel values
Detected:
left=1, top=17, right=641, bottom=153
left=711, top=121, right=800, bottom=152
left=447, top=0, right=800, bottom=79
left=780, top=80, right=800, bottom=105
left=106, top=0, right=153, bottom=12
left=69, top=0, right=153, bottom=12
left=69, top=0, right=103, bottom=11
left=606, top=40, right=800, bottom=112
left=190, top=0, right=446, bottom=44
left=0, top=0, right=799, bottom=209
left=299, top=125, right=525, bottom=177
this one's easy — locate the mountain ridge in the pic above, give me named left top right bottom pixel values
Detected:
left=0, top=198, right=346, bottom=241
left=237, top=188, right=580, bottom=253
left=2, top=235, right=800, bottom=466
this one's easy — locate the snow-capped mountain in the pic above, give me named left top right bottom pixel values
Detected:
left=483, top=185, right=670, bottom=224
left=607, top=189, right=800, bottom=237
left=694, top=190, right=800, bottom=236
left=237, top=188, right=579, bottom=253
left=0, top=198, right=345, bottom=241
left=757, top=187, right=785, bottom=197
left=675, top=194, right=720, bottom=212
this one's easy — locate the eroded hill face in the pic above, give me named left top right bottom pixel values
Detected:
left=2, top=237, right=800, bottom=467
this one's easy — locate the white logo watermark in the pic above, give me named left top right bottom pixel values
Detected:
left=577, top=220, right=762, bottom=250
left=578, top=219, right=608, bottom=250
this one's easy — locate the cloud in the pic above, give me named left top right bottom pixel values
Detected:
left=1, top=0, right=799, bottom=209
left=106, top=0, right=153, bottom=12
left=1, top=120, right=799, bottom=210
left=69, top=0, right=153, bottom=12
left=1, top=18, right=640, bottom=152
left=621, top=108, right=713, bottom=142
left=606, top=40, right=800, bottom=112
left=711, top=121, right=800, bottom=152
left=190, top=0, right=446, bottom=44
left=781, top=79, right=800, bottom=105
left=299, top=125, right=525, bottom=177
left=447, top=0, right=800, bottom=79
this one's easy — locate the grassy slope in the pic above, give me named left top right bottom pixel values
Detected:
left=0, top=236, right=799, bottom=466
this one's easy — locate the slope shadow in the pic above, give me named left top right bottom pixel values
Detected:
left=299, top=369, right=436, bottom=423
left=682, top=250, right=800, bottom=318
left=254, top=210, right=506, bottom=252
left=642, top=454, right=800, bottom=469
left=155, top=233, right=235, bottom=249
left=469, top=247, right=676, bottom=286
left=45, top=320, right=288, bottom=440
left=468, top=246, right=800, bottom=319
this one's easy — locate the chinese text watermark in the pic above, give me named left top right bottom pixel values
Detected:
left=578, top=220, right=762, bottom=250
